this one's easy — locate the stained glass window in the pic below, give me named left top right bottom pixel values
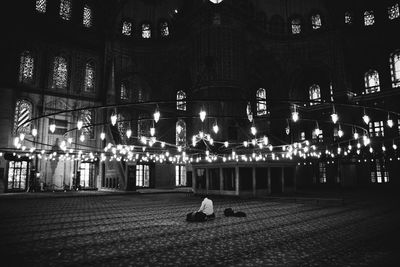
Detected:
left=344, top=12, right=352, bottom=24
left=364, top=70, right=380, bottom=94
left=84, top=62, right=95, bottom=92
left=364, top=11, right=375, bottom=26
left=52, top=56, right=68, bottom=89
left=81, top=110, right=94, bottom=138
left=309, top=84, right=321, bottom=105
left=160, top=22, right=169, bottom=37
left=176, top=90, right=186, bottom=111
left=120, top=82, right=128, bottom=100
left=388, top=3, right=400, bottom=20
left=291, top=18, right=301, bottom=34
left=256, top=88, right=267, bottom=115
left=122, top=21, right=132, bottom=36
left=14, top=100, right=32, bottom=134
left=368, top=121, right=384, bottom=137
left=371, top=160, right=389, bottom=183
left=390, top=51, right=400, bottom=88
left=176, top=119, right=186, bottom=146
left=83, top=5, right=92, bottom=27
left=19, top=51, right=34, bottom=84
left=60, top=0, right=72, bottom=20
left=311, top=14, right=322, bottom=29
left=142, top=23, right=151, bottom=38
left=36, top=0, right=46, bottom=13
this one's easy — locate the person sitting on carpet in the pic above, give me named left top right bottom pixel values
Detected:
left=186, top=196, right=215, bottom=222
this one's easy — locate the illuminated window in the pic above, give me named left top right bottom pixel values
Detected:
left=160, top=21, right=169, bottom=37
left=81, top=110, right=94, bottom=138
left=388, top=3, right=400, bottom=20
left=371, top=160, right=389, bottom=183
left=19, top=51, right=34, bottom=84
left=60, top=0, right=72, bottom=20
left=83, top=5, right=92, bottom=27
left=176, top=90, right=186, bottom=111
left=256, top=88, right=267, bottom=115
left=14, top=100, right=32, bottom=134
left=175, top=165, right=187, bottom=186
left=390, top=51, right=400, bottom=88
left=79, top=163, right=94, bottom=188
left=344, top=12, right=352, bottom=24
left=319, top=162, right=326, bottom=183
left=136, top=165, right=150, bottom=187
left=142, top=23, right=151, bottom=38
left=309, top=84, right=321, bottom=105
left=36, top=0, right=46, bottom=13
left=369, top=121, right=384, bottom=137
left=84, top=62, right=95, bottom=92
left=311, top=14, right=322, bottom=29
left=364, top=11, right=375, bottom=26
left=120, top=82, right=129, bottom=100
left=364, top=70, right=380, bottom=94
left=122, top=21, right=132, bottom=36
left=291, top=18, right=301, bottom=34
left=52, top=56, right=68, bottom=89
left=8, top=161, right=28, bottom=190
left=176, top=119, right=186, bottom=146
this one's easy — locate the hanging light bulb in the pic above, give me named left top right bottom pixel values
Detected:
left=314, top=121, right=320, bottom=136
left=199, top=109, right=206, bottom=122
left=353, top=131, right=359, bottom=140
left=251, top=124, right=257, bottom=136
left=243, top=141, right=248, bottom=147
left=263, top=136, right=269, bottom=145
left=192, top=136, right=197, bottom=147
left=330, top=105, right=338, bottom=124
left=338, top=124, right=344, bottom=138
left=362, top=109, right=370, bottom=124
left=14, top=137, right=20, bottom=147
left=291, top=106, right=299, bottom=122
left=176, top=124, right=182, bottom=134
left=153, top=107, right=160, bottom=123
left=126, top=129, right=132, bottom=138
left=79, top=134, right=85, bottom=142
left=19, top=133, right=25, bottom=141
left=393, top=142, right=398, bottom=150
left=32, top=128, right=38, bottom=137
left=100, top=132, right=106, bottom=140
left=150, top=127, right=155, bottom=137
left=213, top=121, right=219, bottom=134
left=387, top=114, right=394, bottom=128
left=161, top=142, right=165, bottom=148
left=224, top=141, right=229, bottom=148
left=49, top=122, right=56, bottom=133
left=77, top=120, right=83, bottom=130
left=110, top=113, right=117, bottom=126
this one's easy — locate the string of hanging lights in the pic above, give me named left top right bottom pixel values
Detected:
left=6, top=98, right=400, bottom=166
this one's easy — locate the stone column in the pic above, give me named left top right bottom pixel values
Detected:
left=267, top=167, right=271, bottom=195
left=252, top=166, right=256, bottom=197
left=235, top=166, right=239, bottom=196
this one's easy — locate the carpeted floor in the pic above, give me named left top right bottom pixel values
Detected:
left=0, top=192, right=399, bottom=266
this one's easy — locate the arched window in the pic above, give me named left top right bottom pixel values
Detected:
left=309, top=84, right=321, bottom=105
left=176, top=119, right=186, bottom=146
left=160, top=21, right=169, bottom=37
left=19, top=51, right=34, bottom=84
left=291, top=18, right=301, bottom=34
left=256, top=88, right=267, bottom=115
left=388, top=3, right=400, bottom=20
left=122, top=21, right=132, bottom=36
left=36, top=0, right=47, bottom=13
left=311, top=14, right=322, bottom=29
left=120, top=82, right=129, bottom=100
left=14, top=100, right=32, bottom=134
left=84, top=61, right=95, bottom=92
left=364, top=11, right=375, bottom=26
left=142, top=23, right=151, bottom=38
left=344, top=11, right=352, bottom=24
left=59, top=0, right=72, bottom=21
left=52, top=56, right=68, bottom=89
left=176, top=90, right=186, bottom=111
left=390, top=51, right=400, bottom=88
left=364, top=70, right=380, bottom=94
left=83, top=4, right=92, bottom=28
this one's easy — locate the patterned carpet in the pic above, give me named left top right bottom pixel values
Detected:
left=0, top=192, right=399, bottom=266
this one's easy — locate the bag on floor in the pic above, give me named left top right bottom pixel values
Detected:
left=224, top=208, right=234, bottom=217
left=233, top=211, right=246, bottom=217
